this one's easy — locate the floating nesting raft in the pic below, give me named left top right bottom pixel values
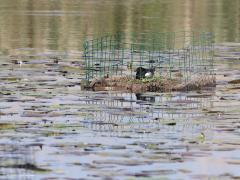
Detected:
left=85, top=74, right=216, bottom=93
left=83, top=31, right=215, bottom=92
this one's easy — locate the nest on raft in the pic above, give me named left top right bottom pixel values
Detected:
left=84, top=74, right=216, bottom=93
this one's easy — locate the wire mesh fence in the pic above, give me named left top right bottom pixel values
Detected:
left=82, top=31, right=215, bottom=92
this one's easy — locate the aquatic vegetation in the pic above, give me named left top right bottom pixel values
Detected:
left=0, top=43, right=239, bottom=179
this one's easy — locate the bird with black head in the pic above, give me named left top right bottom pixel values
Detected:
left=135, top=67, right=155, bottom=80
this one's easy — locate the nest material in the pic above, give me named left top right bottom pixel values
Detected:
left=87, top=74, right=216, bottom=92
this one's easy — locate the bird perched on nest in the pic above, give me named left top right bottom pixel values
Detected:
left=135, top=67, right=155, bottom=80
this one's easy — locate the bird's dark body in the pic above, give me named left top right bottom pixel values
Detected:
left=135, top=67, right=155, bottom=79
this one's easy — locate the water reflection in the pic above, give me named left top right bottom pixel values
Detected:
left=0, top=0, right=239, bottom=54
left=82, top=92, right=215, bottom=138
left=135, top=93, right=155, bottom=103
left=0, top=143, right=44, bottom=179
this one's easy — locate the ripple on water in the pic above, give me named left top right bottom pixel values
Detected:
left=0, top=44, right=239, bottom=179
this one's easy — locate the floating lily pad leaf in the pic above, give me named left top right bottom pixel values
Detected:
left=0, top=111, right=6, bottom=115
left=165, top=122, right=176, bottom=126
left=226, top=159, right=240, bottom=165
left=73, top=162, right=98, bottom=169
left=0, top=123, right=15, bottom=130
left=2, top=163, right=51, bottom=173
left=126, top=172, right=151, bottom=177
left=142, top=169, right=176, bottom=175
left=0, top=77, right=21, bottom=82
left=228, top=79, right=240, bottom=84
left=107, top=145, right=126, bottom=150
left=44, top=131, right=66, bottom=137
left=93, top=159, right=152, bottom=166
left=22, top=111, right=47, bottom=117
left=0, top=91, right=12, bottom=95
left=179, top=169, right=192, bottom=173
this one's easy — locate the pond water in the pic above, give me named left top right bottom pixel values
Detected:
left=0, top=0, right=240, bottom=179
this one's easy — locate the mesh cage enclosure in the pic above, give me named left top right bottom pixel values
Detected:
left=82, top=31, right=215, bottom=92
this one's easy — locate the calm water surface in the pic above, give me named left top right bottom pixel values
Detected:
left=0, top=0, right=239, bottom=52
left=0, top=0, right=239, bottom=179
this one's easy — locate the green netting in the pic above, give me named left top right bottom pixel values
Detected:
left=83, top=31, right=214, bottom=91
